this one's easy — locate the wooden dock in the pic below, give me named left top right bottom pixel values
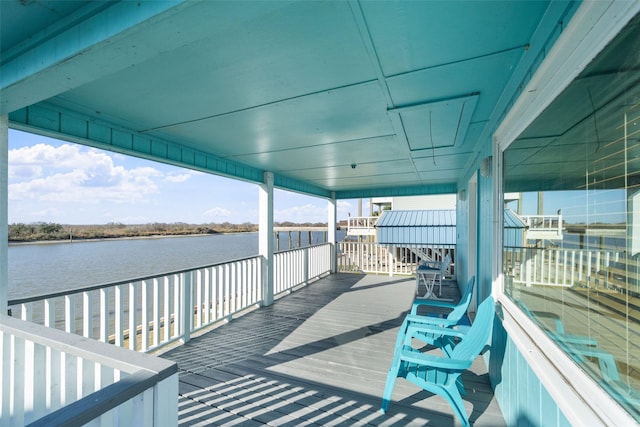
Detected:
left=160, top=273, right=505, bottom=426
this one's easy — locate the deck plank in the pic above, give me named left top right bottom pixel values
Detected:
left=161, top=273, right=505, bottom=426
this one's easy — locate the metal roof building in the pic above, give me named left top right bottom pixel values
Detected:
left=377, top=209, right=456, bottom=246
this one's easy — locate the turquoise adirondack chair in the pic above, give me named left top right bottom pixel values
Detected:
left=393, top=276, right=475, bottom=357
left=381, top=296, right=495, bottom=427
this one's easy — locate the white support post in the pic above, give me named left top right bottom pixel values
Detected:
left=259, top=172, right=274, bottom=306
left=0, top=115, right=7, bottom=315
left=328, top=195, right=337, bottom=274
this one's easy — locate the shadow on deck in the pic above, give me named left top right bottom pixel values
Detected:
left=160, top=273, right=505, bottom=426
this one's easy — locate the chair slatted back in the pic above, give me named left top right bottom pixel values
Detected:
left=451, top=296, right=494, bottom=361
left=445, top=276, right=475, bottom=321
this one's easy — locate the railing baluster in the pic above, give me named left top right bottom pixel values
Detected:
left=141, top=280, right=149, bottom=352
left=211, top=266, right=219, bottom=321
left=203, top=268, right=210, bottom=325
left=173, top=274, right=180, bottom=339
left=81, top=356, right=94, bottom=399
left=153, top=278, right=160, bottom=348
left=12, top=334, right=26, bottom=424
left=163, top=276, right=171, bottom=343
left=44, top=298, right=55, bottom=328
left=241, top=260, right=247, bottom=308
left=128, top=283, right=137, bottom=352
left=65, top=294, right=75, bottom=334
left=179, top=272, right=193, bottom=342
left=195, top=270, right=203, bottom=328
left=23, top=339, right=36, bottom=423
left=82, top=291, right=92, bottom=339
left=100, top=288, right=109, bottom=343
left=232, top=262, right=238, bottom=313
left=46, top=335, right=61, bottom=412
left=224, top=264, right=230, bottom=317
left=115, top=285, right=124, bottom=347
left=1, top=331, right=9, bottom=420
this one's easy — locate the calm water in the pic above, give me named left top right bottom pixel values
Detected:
left=8, top=231, right=339, bottom=300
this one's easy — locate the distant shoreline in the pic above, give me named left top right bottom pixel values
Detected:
left=8, top=222, right=331, bottom=246
left=8, top=231, right=255, bottom=246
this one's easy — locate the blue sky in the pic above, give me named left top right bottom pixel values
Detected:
left=8, top=129, right=360, bottom=225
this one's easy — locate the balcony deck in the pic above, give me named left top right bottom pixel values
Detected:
left=161, top=273, right=505, bottom=426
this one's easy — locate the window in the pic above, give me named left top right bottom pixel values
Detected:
left=502, top=14, right=640, bottom=420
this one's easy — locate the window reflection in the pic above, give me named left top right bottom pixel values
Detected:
left=502, top=14, right=640, bottom=420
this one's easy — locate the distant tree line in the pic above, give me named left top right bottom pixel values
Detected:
left=8, top=221, right=261, bottom=243
left=9, top=222, right=67, bottom=241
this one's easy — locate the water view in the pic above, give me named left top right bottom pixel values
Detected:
left=8, top=230, right=341, bottom=300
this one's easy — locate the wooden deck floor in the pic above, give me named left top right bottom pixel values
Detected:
left=160, top=273, right=505, bottom=426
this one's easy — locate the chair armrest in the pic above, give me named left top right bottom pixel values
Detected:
left=405, top=313, right=458, bottom=328
left=399, top=347, right=471, bottom=370
left=411, top=299, right=457, bottom=314
left=405, top=322, right=466, bottom=339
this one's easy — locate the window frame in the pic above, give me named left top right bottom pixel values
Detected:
left=492, top=1, right=640, bottom=425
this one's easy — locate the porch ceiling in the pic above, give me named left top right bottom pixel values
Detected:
left=1, top=1, right=574, bottom=199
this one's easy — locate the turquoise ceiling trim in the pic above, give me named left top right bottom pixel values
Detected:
left=9, top=103, right=264, bottom=183
left=273, top=175, right=331, bottom=199
left=9, top=102, right=332, bottom=197
left=336, top=183, right=456, bottom=200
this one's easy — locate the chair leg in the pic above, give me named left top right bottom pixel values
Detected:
left=441, top=381, right=470, bottom=427
left=381, top=364, right=401, bottom=413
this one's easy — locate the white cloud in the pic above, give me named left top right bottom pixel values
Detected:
left=275, top=203, right=327, bottom=223
left=8, top=143, right=163, bottom=204
left=203, top=207, right=232, bottom=219
left=164, top=173, right=192, bottom=183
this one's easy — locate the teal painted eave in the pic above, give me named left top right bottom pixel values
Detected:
left=336, top=183, right=457, bottom=200
left=8, top=103, right=265, bottom=182
left=9, top=102, right=333, bottom=197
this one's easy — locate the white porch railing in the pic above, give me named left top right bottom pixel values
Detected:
left=0, top=314, right=177, bottom=426
left=346, top=216, right=378, bottom=236
left=4, top=243, right=333, bottom=425
left=504, top=246, right=640, bottom=294
left=338, top=241, right=456, bottom=277
left=274, top=243, right=332, bottom=295
left=7, top=243, right=333, bottom=353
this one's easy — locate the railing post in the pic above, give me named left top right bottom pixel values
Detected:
left=328, top=195, right=337, bottom=274
left=0, top=114, right=7, bottom=315
left=259, top=171, right=274, bottom=306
